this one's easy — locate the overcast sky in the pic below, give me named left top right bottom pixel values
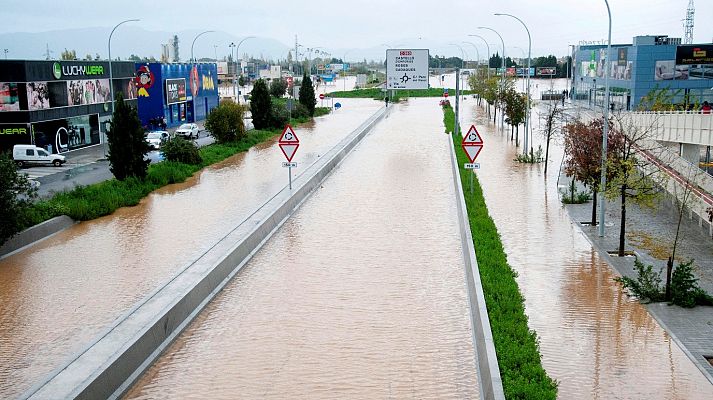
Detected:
left=2, top=0, right=712, bottom=58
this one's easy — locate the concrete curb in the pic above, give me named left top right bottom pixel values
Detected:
left=0, top=216, right=75, bottom=260
left=447, top=133, right=505, bottom=400
left=22, top=107, right=387, bottom=400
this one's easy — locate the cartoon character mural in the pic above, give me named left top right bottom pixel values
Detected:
left=135, top=65, right=154, bottom=97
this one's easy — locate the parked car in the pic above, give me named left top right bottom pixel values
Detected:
left=146, top=131, right=170, bottom=150
left=12, top=145, right=66, bottom=168
left=174, top=123, right=199, bottom=139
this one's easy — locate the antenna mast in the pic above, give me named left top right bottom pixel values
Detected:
left=684, top=0, right=694, bottom=44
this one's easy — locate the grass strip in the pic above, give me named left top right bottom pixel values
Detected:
left=22, top=111, right=330, bottom=227
left=443, top=104, right=557, bottom=399
left=327, top=87, right=475, bottom=102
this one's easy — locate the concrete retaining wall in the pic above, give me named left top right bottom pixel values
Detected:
left=22, top=107, right=387, bottom=400
left=0, top=216, right=74, bottom=260
left=447, top=134, right=505, bottom=400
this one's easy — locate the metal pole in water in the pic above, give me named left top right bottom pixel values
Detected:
left=289, top=165, right=292, bottom=190
left=454, top=68, right=460, bottom=138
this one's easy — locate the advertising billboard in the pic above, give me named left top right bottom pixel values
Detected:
left=67, top=79, right=111, bottom=106
left=537, top=67, right=557, bottom=76
left=676, top=45, right=713, bottom=65
left=386, top=49, right=429, bottom=90
left=27, top=82, right=50, bottom=110
left=0, top=83, right=21, bottom=111
left=165, top=78, right=187, bottom=105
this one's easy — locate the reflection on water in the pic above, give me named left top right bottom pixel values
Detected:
left=124, top=98, right=479, bottom=399
left=0, top=99, right=382, bottom=399
left=460, top=85, right=713, bottom=398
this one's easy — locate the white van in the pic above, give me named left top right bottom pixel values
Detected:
left=12, top=145, right=66, bottom=168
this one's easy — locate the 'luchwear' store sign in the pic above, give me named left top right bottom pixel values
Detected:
left=52, top=62, right=106, bottom=79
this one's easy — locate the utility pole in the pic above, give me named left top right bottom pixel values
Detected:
left=684, top=0, right=695, bottom=44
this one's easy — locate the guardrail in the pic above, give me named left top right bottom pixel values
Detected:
left=628, top=111, right=713, bottom=146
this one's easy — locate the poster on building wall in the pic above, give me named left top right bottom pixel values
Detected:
left=617, top=48, right=628, bottom=66
left=67, top=79, right=111, bottom=106
left=27, top=82, right=50, bottom=110
left=610, top=61, right=633, bottom=80
left=0, top=83, right=20, bottom=111
left=675, top=45, right=713, bottom=65
left=166, top=78, right=187, bottom=105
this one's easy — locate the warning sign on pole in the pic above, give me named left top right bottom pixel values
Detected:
left=279, top=124, right=300, bottom=162
left=461, top=125, right=483, bottom=163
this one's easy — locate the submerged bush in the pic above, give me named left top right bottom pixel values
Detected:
left=162, top=137, right=202, bottom=165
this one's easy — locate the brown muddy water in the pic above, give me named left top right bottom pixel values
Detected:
left=459, top=83, right=713, bottom=399
left=124, top=98, right=479, bottom=399
left=0, top=99, right=382, bottom=399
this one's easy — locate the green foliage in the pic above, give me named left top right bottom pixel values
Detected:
left=0, top=152, right=37, bottom=245
left=560, top=180, right=592, bottom=204
left=270, top=102, right=289, bottom=128
left=637, top=85, right=682, bottom=111
left=514, top=145, right=544, bottom=163
left=670, top=260, right=713, bottom=307
left=269, top=78, right=288, bottom=98
left=329, top=87, right=475, bottom=101
left=298, top=74, right=317, bottom=116
left=615, top=259, right=665, bottom=303
left=161, top=137, right=203, bottom=165
left=443, top=104, right=558, bottom=399
left=205, top=100, right=246, bottom=143
left=250, top=79, right=273, bottom=130
left=616, top=259, right=713, bottom=307
left=503, top=88, right=527, bottom=127
left=238, top=76, right=246, bottom=87
left=107, top=91, right=150, bottom=181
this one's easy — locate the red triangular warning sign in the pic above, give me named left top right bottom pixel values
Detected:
left=279, top=143, right=299, bottom=162
left=462, top=125, right=483, bottom=144
left=462, top=144, right=483, bottom=163
left=279, top=124, right=299, bottom=143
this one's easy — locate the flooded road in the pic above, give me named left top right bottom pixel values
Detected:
left=459, top=82, right=713, bottom=398
left=0, top=99, right=382, bottom=398
left=124, top=98, right=479, bottom=399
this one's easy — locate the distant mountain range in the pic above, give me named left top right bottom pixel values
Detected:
left=0, top=27, right=294, bottom=62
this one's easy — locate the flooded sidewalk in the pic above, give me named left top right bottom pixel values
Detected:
left=459, top=92, right=713, bottom=398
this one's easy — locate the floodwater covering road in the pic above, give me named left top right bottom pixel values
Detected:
left=0, top=99, right=382, bottom=399
left=459, top=79, right=712, bottom=398
left=124, top=98, right=480, bottom=399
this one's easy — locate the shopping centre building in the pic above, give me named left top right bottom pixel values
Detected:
left=0, top=60, right=219, bottom=154
left=0, top=60, right=136, bottom=154
left=573, top=36, right=713, bottom=110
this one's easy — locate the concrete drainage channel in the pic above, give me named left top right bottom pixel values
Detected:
left=448, top=134, right=505, bottom=400
left=22, top=107, right=387, bottom=400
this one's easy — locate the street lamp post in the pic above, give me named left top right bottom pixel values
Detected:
left=495, top=13, right=532, bottom=154
left=343, top=49, right=354, bottom=92
left=599, top=0, right=612, bottom=237
left=478, top=27, right=506, bottom=131
left=234, top=36, right=255, bottom=104
left=229, top=42, right=236, bottom=101
left=107, top=18, right=139, bottom=157
left=462, top=41, right=480, bottom=71
left=468, top=35, right=491, bottom=79
left=191, top=30, right=215, bottom=63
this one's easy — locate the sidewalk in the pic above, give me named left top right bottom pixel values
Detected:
left=559, top=171, right=713, bottom=384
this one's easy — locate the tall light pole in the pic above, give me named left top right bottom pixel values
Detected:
left=449, top=43, right=468, bottom=96
left=495, top=13, right=531, bottom=154
left=468, top=34, right=491, bottom=79
left=462, top=41, right=480, bottom=70
left=599, top=0, right=612, bottom=237
left=234, top=36, right=255, bottom=104
left=107, top=18, right=139, bottom=156
left=191, top=30, right=215, bottom=63
left=478, top=27, right=506, bottom=130
left=229, top=42, right=236, bottom=101
left=343, top=49, right=355, bottom=92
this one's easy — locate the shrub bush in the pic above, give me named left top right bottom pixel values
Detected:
left=271, top=103, right=289, bottom=129
left=205, top=100, right=246, bottom=143
left=161, top=137, right=203, bottom=165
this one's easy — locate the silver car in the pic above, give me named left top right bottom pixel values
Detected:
left=174, top=123, right=199, bottom=139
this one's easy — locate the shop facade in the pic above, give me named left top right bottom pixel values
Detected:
left=0, top=60, right=136, bottom=154
left=573, top=36, right=713, bottom=110
left=135, top=63, right=219, bottom=129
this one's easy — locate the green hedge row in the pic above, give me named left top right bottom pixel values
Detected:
left=327, top=87, right=475, bottom=102
left=443, top=104, right=557, bottom=399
